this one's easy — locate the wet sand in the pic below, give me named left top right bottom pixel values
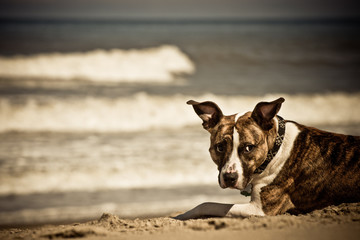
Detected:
left=1, top=202, right=359, bottom=240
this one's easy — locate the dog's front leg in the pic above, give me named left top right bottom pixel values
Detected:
left=174, top=202, right=264, bottom=220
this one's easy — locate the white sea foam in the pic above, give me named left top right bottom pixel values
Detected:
left=0, top=170, right=215, bottom=196
left=0, top=92, right=359, bottom=197
left=0, top=45, right=195, bottom=83
left=0, top=92, right=359, bottom=133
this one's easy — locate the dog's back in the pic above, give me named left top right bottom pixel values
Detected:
left=261, top=122, right=360, bottom=215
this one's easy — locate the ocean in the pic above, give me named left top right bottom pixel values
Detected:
left=0, top=18, right=360, bottom=226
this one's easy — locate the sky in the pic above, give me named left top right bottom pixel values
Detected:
left=0, top=0, right=359, bottom=20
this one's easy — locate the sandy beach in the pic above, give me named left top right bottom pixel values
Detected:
left=1, top=202, right=359, bottom=240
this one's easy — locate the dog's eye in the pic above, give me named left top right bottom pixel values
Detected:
left=216, top=143, right=225, bottom=153
left=244, top=145, right=255, bottom=153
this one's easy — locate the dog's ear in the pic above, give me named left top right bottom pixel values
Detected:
left=251, top=97, right=285, bottom=130
left=187, top=100, right=223, bottom=131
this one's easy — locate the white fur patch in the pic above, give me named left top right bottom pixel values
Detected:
left=220, top=113, right=243, bottom=188
left=234, top=113, right=242, bottom=122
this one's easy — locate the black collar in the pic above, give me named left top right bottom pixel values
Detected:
left=254, top=115, right=286, bottom=174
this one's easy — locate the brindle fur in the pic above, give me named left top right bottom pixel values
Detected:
left=208, top=115, right=235, bottom=171
left=261, top=122, right=360, bottom=215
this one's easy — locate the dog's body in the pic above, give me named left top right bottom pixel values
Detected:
left=176, top=98, right=360, bottom=220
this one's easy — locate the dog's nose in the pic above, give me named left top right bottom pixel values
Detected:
left=223, top=172, right=238, bottom=187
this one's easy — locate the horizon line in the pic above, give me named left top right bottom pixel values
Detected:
left=1, top=16, right=360, bottom=25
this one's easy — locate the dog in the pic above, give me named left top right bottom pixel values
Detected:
left=175, top=97, right=360, bottom=220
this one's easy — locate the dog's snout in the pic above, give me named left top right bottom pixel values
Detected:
left=223, top=172, right=238, bottom=187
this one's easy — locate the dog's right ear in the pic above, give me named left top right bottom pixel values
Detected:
left=187, top=100, right=223, bottom=131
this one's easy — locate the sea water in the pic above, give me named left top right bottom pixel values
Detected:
left=0, top=19, right=359, bottom=225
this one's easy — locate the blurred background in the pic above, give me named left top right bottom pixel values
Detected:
left=0, top=0, right=360, bottom=226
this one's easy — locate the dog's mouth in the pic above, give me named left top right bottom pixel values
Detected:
left=226, top=177, right=252, bottom=191
left=223, top=183, right=246, bottom=191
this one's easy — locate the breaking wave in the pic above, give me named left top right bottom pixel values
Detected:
left=0, top=92, right=359, bottom=133
left=0, top=45, right=195, bottom=83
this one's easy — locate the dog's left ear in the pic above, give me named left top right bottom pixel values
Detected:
left=251, top=97, right=285, bottom=130
left=187, top=100, right=223, bottom=131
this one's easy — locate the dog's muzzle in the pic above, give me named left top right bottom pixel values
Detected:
left=222, top=172, right=239, bottom=188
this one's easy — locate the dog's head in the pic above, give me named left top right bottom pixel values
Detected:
left=187, top=98, right=284, bottom=190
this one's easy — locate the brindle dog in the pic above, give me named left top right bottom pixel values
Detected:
left=175, top=98, right=360, bottom=219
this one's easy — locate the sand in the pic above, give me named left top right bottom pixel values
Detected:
left=1, top=202, right=359, bottom=240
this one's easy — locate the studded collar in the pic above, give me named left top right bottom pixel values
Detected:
left=254, top=115, right=286, bottom=174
